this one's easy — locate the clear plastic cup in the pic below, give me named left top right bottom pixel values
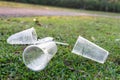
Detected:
left=36, top=37, right=69, bottom=46
left=72, top=36, right=109, bottom=63
left=35, top=37, right=54, bottom=44
left=7, top=27, right=37, bottom=44
left=23, top=41, right=57, bottom=71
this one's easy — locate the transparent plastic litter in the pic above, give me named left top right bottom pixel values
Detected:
left=72, top=36, right=109, bottom=63
left=7, top=27, right=69, bottom=71
left=23, top=41, right=57, bottom=71
left=35, top=37, right=54, bottom=44
left=7, top=27, right=69, bottom=45
left=115, top=39, right=120, bottom=42
left=36, top=37, right=69, bottom=46
left=7, top=27, right=37, bottom=44
left=55, top=41, right=69, bottom=46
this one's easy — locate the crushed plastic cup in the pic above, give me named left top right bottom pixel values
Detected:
left=7, top=27, right=37, bottom=44
left=23, top=41, right=57, bottom=71
left=35, top=37, right=54, bottom=44
left=7, top=27, right=69, bottom=71
left=36, top=37, right=69, bottom=46
left=72, top=36, right=109, bottom=63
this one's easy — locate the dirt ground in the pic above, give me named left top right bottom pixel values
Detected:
left=0, top=7, right=120, bottom=18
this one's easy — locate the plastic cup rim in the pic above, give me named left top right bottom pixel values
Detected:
left=22, top=45, right=48, bottom=71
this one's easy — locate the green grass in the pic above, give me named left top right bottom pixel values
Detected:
left=0, top=16, right=120, bottom=80
left=0, top=1, right=60, bottom=10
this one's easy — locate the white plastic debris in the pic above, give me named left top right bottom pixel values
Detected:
left=72, top=36, right=109, bottom=64
left=7, top=27, right=69, bottom=45
left=115, top=39, right=120, bottom=42
left=7, top=27, right=37, bottom=44
left=23, top=41, right=57, bottom=71
left=55, top=41, right=69, bottom=46
left=35, top=37, right=54, bottom=44
left=37, top=37, right=69, bottom=46
left=7, top=27, right=69, bottom=71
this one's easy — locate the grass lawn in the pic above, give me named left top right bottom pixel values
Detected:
left=0, top=16, right=120, bottom=80
left=0, top=1, right=120, bottom=80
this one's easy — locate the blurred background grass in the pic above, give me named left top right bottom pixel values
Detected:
left=2, top=0, right=120, bottom=13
